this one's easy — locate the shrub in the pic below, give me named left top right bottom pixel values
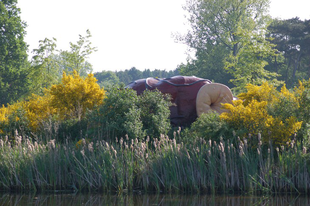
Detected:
left=87, top=85, right=139, bottom=141
left=220, top=82, right=302, bottom=146
left=185, top=111, right=232, bottom=143
left=0, top=71, right=105, bottom=142
left=87, top=87, right=172, bottom=142
left=137, top=89, right=172, bottom=139
left=49, top=71, right=105, bottom=120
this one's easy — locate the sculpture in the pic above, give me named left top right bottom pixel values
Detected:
left=126, top=76, right=233, bottom=126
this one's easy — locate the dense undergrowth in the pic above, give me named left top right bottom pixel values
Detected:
left=1, top=72, right=310, bottom=194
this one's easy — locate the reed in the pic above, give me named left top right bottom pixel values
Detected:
left=0, top=132, right=309, bottom=194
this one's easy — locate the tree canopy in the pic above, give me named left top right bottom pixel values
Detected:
left=0, top=0, right=29, bottom=105
left=267, top=18, right=310, bottom=88
left=178, top=0, right=280, bottom=91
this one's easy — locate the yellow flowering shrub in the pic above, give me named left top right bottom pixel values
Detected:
left=23, top=94, right=55, bottom=131
left=220, top=82, right=303, bottom=145
left=48, top=71, right=105, bottom=120
left=0, top=101, right=26, bottom=134
left=0, top=71, right=105, bottom=136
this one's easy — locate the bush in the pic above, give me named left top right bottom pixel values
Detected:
left=220, top=82, right=302, bottom=146
left=49, top=71, right=105, bottom=120
left=137, top=89, right=172, bottom=139
left=87, top=85, right=139, bottom=141
left=87, top=87, right=172, bottom=142
left=184, top=111, right=232, bottom=143
left=0, top=71, right=105, bottom=142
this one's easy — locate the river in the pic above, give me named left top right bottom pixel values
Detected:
left=0, top=193, right=309, bottom=206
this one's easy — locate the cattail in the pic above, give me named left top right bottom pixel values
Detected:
left=281, top=145, right=284, bottom=151
left=257, top=148, right=261, bottom=155
left=88, top=142, right=94, bottom=153
left=120, top=137, right=123, bottom=146
left=303, top=147, right=307, bottom=155
left=34, top=141, right=39, bottom=150
left=115, top=137, right=118, bottom=143
left=258, top=133, right=261, bottom=142
left=80, top=149, right=85, bottom=156
left=243, top=138, right=247, bottom=148
left=135, top=138, right=138, bottom=145
left=146, top=136, right=150, bottom=143
left=125, top=134, right=129, bottom=141
left=220, top=142, right=225, bottom=153
left=173, top=131, right=176, bottom=139
left=291, top=140, right=295, bottom=149
left=186, top=150, right=191, bottom=159
left=0, top=139, right=3, bottom=147
left=178, top=127, right=181, bottom=136
left=209, top=140, right=212, bottom=148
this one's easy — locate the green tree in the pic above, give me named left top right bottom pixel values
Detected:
left=29, top=38, right=61, bottom=95
left=58, top=29, right=97, bottom=76
left=0, top=0, right=29, bottom=105
left=178, top=0, right=279, bottom=90
left=267, top=18, right=310, bottom=88
left=94, top=71, right=120, bottom=88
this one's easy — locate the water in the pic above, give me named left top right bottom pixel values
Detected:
left=0, top=193, right=309, bottom=206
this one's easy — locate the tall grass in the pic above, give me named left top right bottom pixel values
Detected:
left=0, top=132, right=309, bottom=194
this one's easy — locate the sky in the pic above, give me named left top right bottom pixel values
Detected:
left=17, top=0, right=310, bottom=73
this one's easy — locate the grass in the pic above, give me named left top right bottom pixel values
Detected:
left=0, top=132, right=309, bottom=194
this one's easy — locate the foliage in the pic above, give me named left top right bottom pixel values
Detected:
left=224, top=28, right=282, bottom=91
left=124, top=106, right=145, bottom=140
left=220, top=82, right=303, bottom=145
left=184, top=111, right=232, bottom=143
left=267, top=18, right=310, bottom=88
left=87, top=87, right=172, bottom=142
left=0, top=101, right=29, bottom=136
left=178, top=0, right=274, bottom=88
left=87, top=86, right=139, bottom=141
left=94, top=67, right=180, bottom=86
left=29, top=38, right=61, bottom=95
left=49, top=71, right=105, bottom=121
left=136, top=89, right=172, bottom=139
left=28, top=30, right=97, bottom=96
left=58, top=29, right=97, bottom=76
left=0, top=0, right=30, bottom=105
left=0, top=71, right=105, bottom=141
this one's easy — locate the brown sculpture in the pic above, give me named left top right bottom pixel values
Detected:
left=126, top=76, right=233, bottom=126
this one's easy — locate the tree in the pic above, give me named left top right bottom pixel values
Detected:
left=267, top=18, right=310, bottom=88
left=178, top=0, right=279, bottom=90
left=94, top=71, right=120, bottom=88
left=0, top=0, right=29, bottom=105
left=58, top=29, right=97, bottom=76
left=29, top=38, right=61, bottom=95
left=28, top=30, right=97, bottom=95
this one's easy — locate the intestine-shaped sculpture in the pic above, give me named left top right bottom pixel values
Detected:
left=126, top=76, right=233, bottom=126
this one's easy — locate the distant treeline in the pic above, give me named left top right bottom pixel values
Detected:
left=94, top=67, right=180, bottom=88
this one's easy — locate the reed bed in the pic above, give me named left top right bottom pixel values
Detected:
left=0, top=133, right=309, bottom=194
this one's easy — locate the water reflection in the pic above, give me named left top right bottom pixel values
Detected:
left=0, top=193, right=309, bottom=206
